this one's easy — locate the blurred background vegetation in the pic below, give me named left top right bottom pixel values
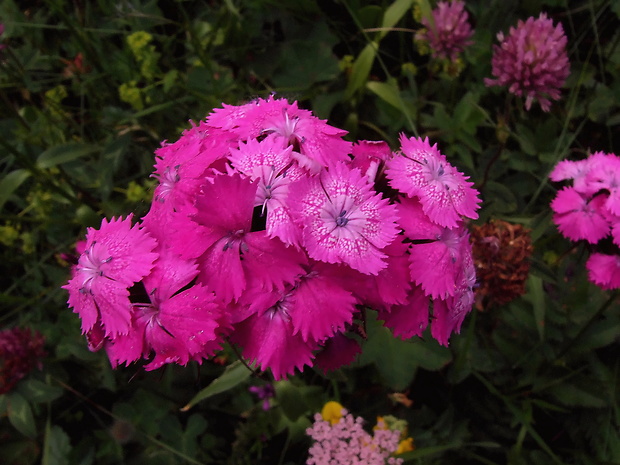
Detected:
left=0, top=0, right=618, bottom=464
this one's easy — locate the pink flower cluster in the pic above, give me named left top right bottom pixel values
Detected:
left=485, top=13, right=570, bottom=111
left=418, top=0, right=473, bottom=60
left=306, top=409, right=403, bottom=465
left=550, top=151, right=620, bottom=289
left=64, top=96, right=480, bottom=379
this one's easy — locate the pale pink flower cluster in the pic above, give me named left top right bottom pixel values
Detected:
left=550, top=152, right=620, bottom=289
left=64, top=97, right=481, bottom=379
left=485, top=13, right=570, bottom=111
left=418, top=0, right=473, bottom=60
left=306, top=410, right=403, bottom=465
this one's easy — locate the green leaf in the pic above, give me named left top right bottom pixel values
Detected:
left=483, top=181, right=517, bottom=213
left=515, top=124, right=537, bottom=156
left=275, top=381, right=308, bottom=422
left=42, top=425, right=72, bottom=465
left=526, top=275, right=545, bottom=341
left=17, top=379, right=63, bottom=404
left=36, top=143, right=100, bottom=169
left=366, top=80, right=402, bottom=111
left=359, top=312, right=451, bottom=390
left=7, top=391, right=37, bottom=438
left=0, top=169, right=31, bottom=211
left=345, top=42, right=378, bottom=99
left=181, top=361, right=251, bottom=411
left=380, top=0, right=413, bottom=39
left=548, top=382, right=607, bottom=408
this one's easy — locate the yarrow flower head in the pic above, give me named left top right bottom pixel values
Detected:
left=64, top=97, right=481, bottom=379
left=306, top=403, right=407, bottom=465
left=417, top=0, right=474, bottom=60
left=485, top=13, right=570, bottom=111
left=550, top=151, right=620, bottom=290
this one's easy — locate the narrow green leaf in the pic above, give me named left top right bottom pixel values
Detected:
left=366, top=80, right=402, bottom=110
left=548, top=382, right=608, bottom=408
left=36, top=143, right=99, bottom=169
left=7, top=391, right=37, bottom=438
left=380, top=0, right=413, bottom=39
left=181, top=361, right=251, bottom=411
left=528, top=275, right=545, bottom=341
left=0, top=169, right=31, bottom=211
left=345, top=42, right=377, bottom=99
left=416, top=0, right=433, bottom=21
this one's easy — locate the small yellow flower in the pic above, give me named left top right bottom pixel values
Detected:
left=127, top=31, right=153, bottom=56
left=119, top=81, right=143, bottom=110
left=321, top=401, right=344, bottom=425
left=395, top=437, right=415, bottom=455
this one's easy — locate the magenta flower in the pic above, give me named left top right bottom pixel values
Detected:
left=314, top=332, right=362, bottom=373
left=586, top=253, right=620, bottom=290
left=386, top=135, right=480, bottom=229
left=550, top=187, right=610, bottom=243
left=105, top=250, right=225, bottom=370
left=150, top=122, right=234, bottom=218
left=397, top=197, right=471, bottom=299
left=290, top=162, right=400, bottom=275
left=175, top=172, right=307, bottom=303
left=485, top=13, right=570, bottom=111
left=64, top=98, right=482, bottom=377
left=228, top=134, right=303, bottom=246
left=550, top=151, right=620, bottom=291
left=63, top=216, right=158, bottom=337
left=379, top=285, right=430, bottom=340
left=231, top=304, right=317, bottom=380
left=585, top=152, right=620, bottom=216
left=419, top=0, right=473, bottom=60
left=207, top=96, right=352, bottom=173
left=350, top=140, right=392, bottom=182
left=431, top=251, right=476, bottom=346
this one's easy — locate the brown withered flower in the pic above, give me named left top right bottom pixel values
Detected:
left=470, top=220, right=533, bottom=310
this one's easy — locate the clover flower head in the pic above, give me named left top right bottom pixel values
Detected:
left=0, top=328, right=46, bottom=394
left=485, top=13, right=570, bottom=111
left=418, top=0, right=473, bottom=60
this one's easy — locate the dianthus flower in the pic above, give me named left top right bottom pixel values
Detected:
left=64, top=97, right=481, bottom=378
left=290, top=162, right=400, bottom=275
left=63, top=216, right=159, bottom=337
left=417, top=0, right=473, bottom=60
left=550, top=151, right=620, bottom=290
left=0, top=328, right=46, bottom=394
left=105, top=249, right=225, bottom=370
left=485, top=13, right=570, bottom=111
left=386, top=135, right=480, bottom=228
